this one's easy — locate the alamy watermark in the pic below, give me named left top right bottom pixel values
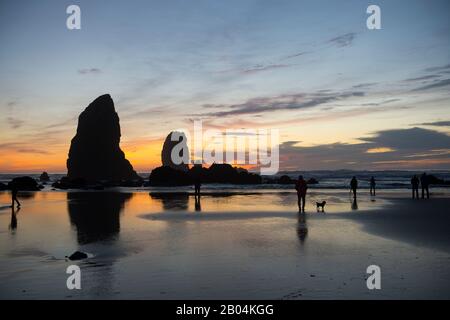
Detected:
left=170, top=120, right=279, bottom=175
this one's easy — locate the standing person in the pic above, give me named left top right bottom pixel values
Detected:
left=420, top=172, right=430, bottom=199
left=370, top=176, right=376, bottom=196
left=11, top=186, right=21, bottom=208
left=350, top=176, right=358, bottom=199
left=295, top=175, right=308, bottom=213
left=194, top=175, right=201, bottom=198
left=411, top=175, right=419, bottom=199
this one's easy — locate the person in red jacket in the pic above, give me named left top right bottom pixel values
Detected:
left=295, top=175, right=308, bottom=213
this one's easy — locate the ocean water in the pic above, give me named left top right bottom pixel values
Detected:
left=1, top=170, right=450, bottom=191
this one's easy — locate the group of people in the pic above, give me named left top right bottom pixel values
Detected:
left=294, top=172, right=433, bottom=212
left=410, top=172, right=430, bottom=199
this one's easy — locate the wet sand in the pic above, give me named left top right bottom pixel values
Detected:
left=0, top=191, right=449, bottom=299
left=341, top=198, right=450, bottom=254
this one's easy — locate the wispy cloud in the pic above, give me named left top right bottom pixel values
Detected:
left=424, top=64, right=450, bottom=73
left=403, top=75, right=441, bottom=82
left=78, top=68, right=102, bottom=75
left=7, top=117, right=24, bottom=129
left=328, top=32, right=356, bottom=48
left=200, top=91, right=365, bottom=117
left=240, top=64, right=291, bottom=74
left=412, top=78, right=450, bottom=91
left=416, top=120, right=450, bottom=127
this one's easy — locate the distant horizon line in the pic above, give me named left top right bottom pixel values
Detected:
left=1, top=168, right=450, bottom=175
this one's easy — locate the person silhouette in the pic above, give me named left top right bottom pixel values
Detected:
left=194, top=176, right=201, bottom=198
left=420, top=172, right=430, bottom=199
left=411, top=175, right=419, bottom=199
left=350, top=176, right=358, bottom=199
left=370, top=176, right=376, bottom=196
left=295, top=175, right=308, bottom=213
left=11, top=186, right=21, bottom=208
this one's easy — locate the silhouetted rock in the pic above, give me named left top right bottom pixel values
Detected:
left=307, top=178, right=319, bottom=184
left=52, top=177, right=87, bottom=190
left=427, top=174, right=450, bottom=185
left=148, top=162, right=261, bottom=186
left=278, top=175, right=294, bottom=184
left=205, top=163, right=261, bottom=184
left=67, top=94, right=139, bottom=182
left=161, top=131, right=189, bottom=172
left=149, top=166, right=192, bottom=186
left=39, top=172, right=50, bottom=182
left=67, top=251, right=88, bottom=261
left=8, top=176, right=41, bottom=191
left=0, top=182, right=7, bottom=191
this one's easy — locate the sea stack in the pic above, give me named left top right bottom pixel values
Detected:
left=161, top=131, right=190, bottom=172
left=67, top=94, right=139, bottom=181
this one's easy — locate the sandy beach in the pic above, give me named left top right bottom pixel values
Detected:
left=0, top=190, right=449, bottom=300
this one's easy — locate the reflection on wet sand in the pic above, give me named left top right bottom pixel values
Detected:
left=149, top=192, right=189, bottom=211
left=195, top=195, right=201, bottom=212
left=9, top=207, right=19, bottom=232
left=351, top=198, right=358, bottom=211
left=296, top=213, right=308, bottom=244
left=67, top=192, right=133, bottom=244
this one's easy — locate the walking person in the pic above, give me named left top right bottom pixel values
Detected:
left=350, top=176, right=358, bottom=200
left=411, top=175, right=419, bottom=199
left=11, top=186, right=21, bottom=208
left=369, top=176, right=376, bottom=196
left=295, top=175, right=308, bottom=213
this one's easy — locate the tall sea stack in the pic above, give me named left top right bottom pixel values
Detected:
left=161, top=131, right=189, bottom=172
left=67, top=94, right=138, bottom=181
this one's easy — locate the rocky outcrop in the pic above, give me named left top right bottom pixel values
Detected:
left=8, top=176, right=42, bottom=191
left=161, top=131, right=189, bottom=172
left=148, top=163, right=261, bottom=186
left=149, top=166, right=192, bottom=186
left=205, top=163, right=261, bottom=184
left=67, top=94, right=139, bottom=182
left=39, top=172, right=50, bottom=182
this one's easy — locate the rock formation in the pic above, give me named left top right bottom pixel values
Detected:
left=39, top=172, right=50, bottom=182
left=67, top=94, right=139, bottom=182
left=161, top=131, right=190, bottom=172
left=8, top=176, right=41, bottom=191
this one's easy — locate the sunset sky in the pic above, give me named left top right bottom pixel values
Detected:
left=1, top=0, right=449, bottom=173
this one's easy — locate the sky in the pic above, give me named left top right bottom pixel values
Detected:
left=0, top=0, right=449, bottom=173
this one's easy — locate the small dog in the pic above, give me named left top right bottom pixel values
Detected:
left=316, top=201, right=327, bottom=212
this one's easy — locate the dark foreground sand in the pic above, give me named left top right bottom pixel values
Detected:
left=341, top=198, right=450, bottom=254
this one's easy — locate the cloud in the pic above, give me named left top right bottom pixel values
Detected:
left=412, top=78, right=450, bottom=91
left=241, top=64, right=291, bottom=74
left=416, top=120, right=450, bottom=127
left=352, top=83, right=377, bottom=89
left=200, top=91, right=365, bottom=117
left=282, top=51, right=310, bottom=60
left=328, top=33, right=356, bottom=48
left=424, top=64, right=450, bottom=73
left=279, top=127, right=450, bottom=170
left=403, top=75, right=441, bottom=82
left=78, top=68, right=102, bottom=75
left=7, top=117, right=24, bottom=129
left=16, top=148, right=50, bottom=155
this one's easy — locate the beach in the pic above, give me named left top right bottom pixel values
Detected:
left=0, top=189, right=449, bottom=300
